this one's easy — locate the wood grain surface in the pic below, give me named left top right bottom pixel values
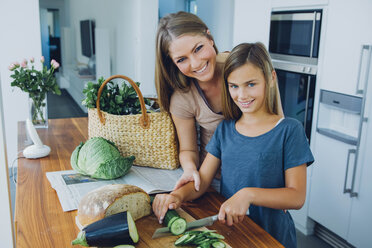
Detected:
left=15, top=117, right=284, bottom=248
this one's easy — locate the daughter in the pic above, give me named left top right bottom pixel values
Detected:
left=152, top=42, right=314, bottom=248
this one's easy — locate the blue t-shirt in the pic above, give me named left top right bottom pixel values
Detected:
left=206, top=118, right=314, bottom=248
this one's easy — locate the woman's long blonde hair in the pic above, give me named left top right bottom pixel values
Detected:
left=155, top=11, right=218, bottom=112
left=222, top=42, right=281, bottom=120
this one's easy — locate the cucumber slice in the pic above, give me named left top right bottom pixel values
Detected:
left=175, top=234, right=190, bottom=246
left=167, top=216, right=179, bottom=228
left=127, top=211, right=139, bottom=243
left=208, top=232, right=225, bottom=239
left=183, top=234, right=197, bottom=244
left=212, top=241, right=226, bottom=248
left=170, top=217, right=187, bottom=235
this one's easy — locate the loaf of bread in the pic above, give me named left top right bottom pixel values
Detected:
left=76, top=184, right=151, bottom=228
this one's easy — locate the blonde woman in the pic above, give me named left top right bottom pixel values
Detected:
left=155, top=12, right=282, bottom=192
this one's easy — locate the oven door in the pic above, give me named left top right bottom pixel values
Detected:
left=276, top=68, right=316, bottom=141
left=269, top=10, right=322, bottom=60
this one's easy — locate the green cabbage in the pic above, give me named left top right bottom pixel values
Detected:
left=70, top=137, right=135, bottom=179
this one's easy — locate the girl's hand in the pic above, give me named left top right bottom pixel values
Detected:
left=173, top=169, right=201, bottom=191
left=152, top=193, right=182, bottom=224
left=218, top=188, right=250, bottom=226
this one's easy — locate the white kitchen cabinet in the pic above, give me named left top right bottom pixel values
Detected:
left=308, top=134, right=355, bottom=238
left=319, top=0, right=372, bottom=96
left=309, top=44, right=372, bottom=248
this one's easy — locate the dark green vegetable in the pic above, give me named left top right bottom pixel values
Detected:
left=72, top=211, right=139, bottom=247
left=71, top=137, right=135, bottom=179
left=82, top=77, right=152, bottom=115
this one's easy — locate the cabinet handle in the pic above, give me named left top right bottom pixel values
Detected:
left=343, top=149, right=356, bottom=194
left=355, top=45, right=372, bottom=94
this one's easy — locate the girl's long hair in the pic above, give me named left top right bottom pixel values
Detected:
left=222, top=42, right=281, bottom=120
left=155, top=11, right=218, bottom=112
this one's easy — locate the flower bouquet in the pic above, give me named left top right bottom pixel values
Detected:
left=9, top=57, right=61, bottom=127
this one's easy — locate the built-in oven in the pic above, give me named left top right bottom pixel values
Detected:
left=269, top=9, right=322, bottom=64
left=274, top=60, right=316, bottom=141
left=269, top=9, right=322, bottom=141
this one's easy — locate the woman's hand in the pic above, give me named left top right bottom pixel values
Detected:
left=152, top=193, right=182, bottom=224
left=173, top=169, right=201, bottom=191
left=218, top=188, right=250, bottom=226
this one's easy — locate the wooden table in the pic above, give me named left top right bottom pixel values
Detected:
left=15, top=117, right=283, bottom=248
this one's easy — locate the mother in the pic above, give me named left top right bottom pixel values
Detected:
left=155, top=11, right=282, bottom=191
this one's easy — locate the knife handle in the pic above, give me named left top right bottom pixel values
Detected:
left=212, top=209, right=250, bottom=222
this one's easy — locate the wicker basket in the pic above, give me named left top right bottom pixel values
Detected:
left=88, top=75, right=179, bottom=169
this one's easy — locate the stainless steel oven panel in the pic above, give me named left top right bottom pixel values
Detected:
left=271, top=12, right=321, bottom=21
left=271, top=54, right=318, bottom=66
left=272, top=59, right=317, bottom=75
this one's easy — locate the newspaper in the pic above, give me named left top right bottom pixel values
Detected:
left=46, top=166, right=184, bottom=212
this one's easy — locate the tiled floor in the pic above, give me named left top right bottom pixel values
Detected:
left=9, top=89, right=333, bottom=248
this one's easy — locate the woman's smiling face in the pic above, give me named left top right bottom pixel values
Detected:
left=168, top=34, right=217, bottom=83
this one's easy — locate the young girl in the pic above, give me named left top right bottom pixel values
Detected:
left=156, top=12, right=284, bottom=192
left=152, top=42, right=314, bottom=248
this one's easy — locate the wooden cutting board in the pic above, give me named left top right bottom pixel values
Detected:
left=134, top=208, right=232, bottom=248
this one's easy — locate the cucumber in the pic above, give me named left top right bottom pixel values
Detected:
left=150, top=197, right=187, bottom=236
left=162, top=209, right=187, bottom=235
left=163, top=209, right=179, bottom=226
left=169, top=217, right=187, bottom=235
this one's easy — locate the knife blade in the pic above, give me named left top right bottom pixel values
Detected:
left=152, top=209, right=250, bottom=239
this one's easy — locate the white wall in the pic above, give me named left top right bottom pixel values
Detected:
left=65, top=0, right=157, bottom=96
left=197, top=0, right=234, bottom=52
left=0, top=0, right=42, bottom=168
left=0, top=1, right=42, bottom=246
left=233, top=0, right=272, bottom=47
left=0, top=80, right=14, bottom=248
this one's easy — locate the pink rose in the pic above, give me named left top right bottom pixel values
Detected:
left=41, top=56, right=45, bottom=63
left=30, top=57, right=34, bottom=63
left=8, top=63, right=16, bottom=71
left=51, top=59, right=60, bottom=69
left=20, top=60, right=27, bottom=68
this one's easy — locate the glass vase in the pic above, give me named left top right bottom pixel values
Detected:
left=29, top=94, right=48, bottom=128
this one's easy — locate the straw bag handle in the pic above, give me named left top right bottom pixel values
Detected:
left=96, top=75, right=150, bottom=128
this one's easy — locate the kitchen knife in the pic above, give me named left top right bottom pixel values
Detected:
left=152, top=209, right=250, bottom=239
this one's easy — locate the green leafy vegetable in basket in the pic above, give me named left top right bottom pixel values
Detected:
left=82, top=77, right=152, bottom=115
left=71, top=137, right=135, bottom=179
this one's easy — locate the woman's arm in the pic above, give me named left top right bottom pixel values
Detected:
left=218, top=164, right=307, bottom=226
left=172, top=114, right=201, bottom=190
left=152, top=153, right=221, bottom=223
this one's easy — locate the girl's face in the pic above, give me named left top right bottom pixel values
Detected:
left=227, top=63, right=268, bottom=115
left=168, top=34, right=217, bottom=83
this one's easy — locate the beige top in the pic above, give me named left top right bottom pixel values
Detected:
left=169, top=53, right=227, bottom=165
